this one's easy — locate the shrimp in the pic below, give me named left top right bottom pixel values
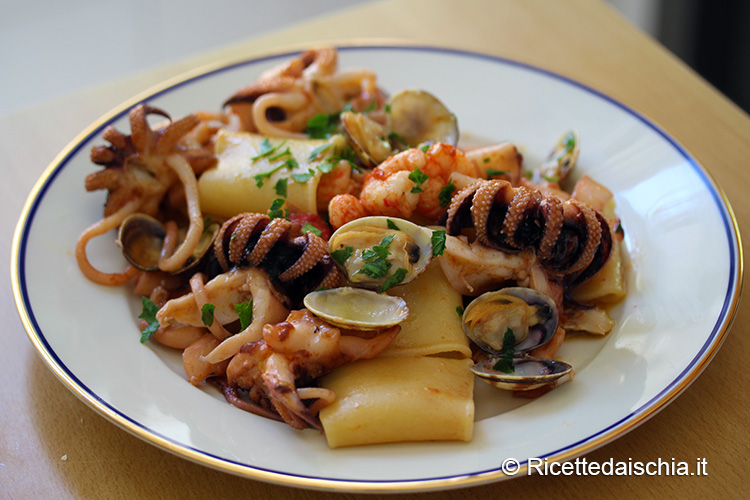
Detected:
left=328, top=194, right=367, bottom=229
left=225, top=309, right=400, bottom=430
left=357, top=143, right=479, bottom=221
left=316, top=161, right=359, bottom=213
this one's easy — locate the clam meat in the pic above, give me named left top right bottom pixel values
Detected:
left=328, top=216, right=433, bottom=290
left=461, top=287, right=573, bottom=391
left=340, top=110, right=393, bottom=168
left=537, top=130, right=579, bottom=183
left=303, top=287, right=408, bottom=330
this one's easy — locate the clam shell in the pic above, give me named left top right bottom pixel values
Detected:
left=471, top=357, right=573, bottom=391
left=461, top=287, right=558, bottom=355
left=328, top=216, right=433, bottom=290
left=340, top=110, right=392, bottom=168
left=303, top=287, right=408, bottom=330
left=388, top=89, right=458, bottom=147
left=117, top=213, right=220, bottom=274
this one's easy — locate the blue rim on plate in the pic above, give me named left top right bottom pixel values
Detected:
left=11, top=44, right=743, bottom=492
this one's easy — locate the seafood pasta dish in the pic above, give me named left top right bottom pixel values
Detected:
left=76, top=47, right=627, bottom=448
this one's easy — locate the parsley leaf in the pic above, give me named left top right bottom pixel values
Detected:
left=455, top=306, right=464, bottom=318
left=361, top=234, right=394, bottom=261
left=307, top=142, right=332, bottom=162
left=418, top=144, right=430, bottom=153
left=268, top=147, right=291, bottom=161
left=438, top=181, right=456, bottom=208
left=250, top=138, right=276, bottom=162
left=492, top=328, right=517, bottom=374
left=330, top=246, right=354, bottom=267
left=386, top=219, right=400, bottom=231
left=254, top=162, right=291, bottom=188
left=138, top=297, right=160, bottom=343
left=274, top=177, right=288, bottom=197
left=301, top=221, right=322, bottom=237
left=234, top=300, right=253, bottom=330
left=359, top=258, right=391, bottom=279
left=408, top=168, right=429, bottom=193
left=431, top=230, right=447, bottom=256
left=268, top=198, right=289, bottom=220
left=291, top=168, right=316, bottom=183
left=486, top=169, right=506, bottom=179
left=379, top=267, right=407, bottom=292
left=201, top=303, right=216, bottom=327
left=306, top=113, right=340, bottom=138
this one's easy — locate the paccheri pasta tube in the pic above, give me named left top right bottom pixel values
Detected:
left=198, top=130, right=347, bottom=217
left=318, top=261, right=475, bottom=447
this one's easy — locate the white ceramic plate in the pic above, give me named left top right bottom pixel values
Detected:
left=12, top=45, right=742, bottom=492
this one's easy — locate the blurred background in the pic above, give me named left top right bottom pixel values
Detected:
left=1, top=0, right=748, bottom=115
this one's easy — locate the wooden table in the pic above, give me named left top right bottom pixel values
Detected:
left=3, top=0, right=748, bottom=498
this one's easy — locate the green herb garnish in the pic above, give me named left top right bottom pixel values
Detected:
left=301, top=222, right=322, bottom=237
left=138, top=297, right=160, bottom=343
left=386, top=219, right=400, bottom=231
left=483, top=157, right=491, bottom=163
left=438, top=181, right=456, bottom=208
left=492, top=328, right=516, bottom=373
left=359, top=258, right=391, bottom=279
left=418, top=144, right=430, bottom=153
left=431, top=230, right=447, bottom=256
left=268, top=198, right=289, bottom=220
left=486, top=169, right=506, bottom=179
left=201, top=303, right=216, bottom=327
left=234, top=300, right=253, bottom=330
left=307, top=142, right=332, bottom=162
left=542, top=174, right=560, bottom=183
left=274, top=178, right=288, bottom=197
left=379, top=267, right=408, bottom=292
left=408, top=168, right=429, bottom=193
left=361, top=234, right=395, bottom=261
left=615, top=221, right=625, bottom=237
left=291, top=168, right=316, bottom=183
left=455, top=306, right=464, bottom=318
left=330, top=246, right=354, bottom=267
left=250, top=138, right=276, bottom=162
left=306, top=112, right=342, bottom=138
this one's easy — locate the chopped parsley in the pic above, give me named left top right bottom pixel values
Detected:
left=301, top=221, right=322, bottom=237
left=305, top=112, right=340, bottom=139
left=542, top=174, right=560, bottom=183
left=438, top=181, right=456, bottom=208
left=388, top=130, right=408, bottom=146
left=615, top=221, right=625, bottom=237
left=356, top=235, right=395, bottom=280
left=201, top=303, right=216, bottom=327
left=408, top=168, right=429, bottom=193
left=492, top=328, right=517, bottom=374
left=330, top=246, right=354, bottom=267
left=418, top=144, right=430, bottom=153
left=234, top=300, right=253, bottom=330
left=386, top=219, right=400, bottom=231
left=291, top=168, right=316, bottom=183
left=455, top=306, right=464, bottom=318
left=483, top=157, right=491, bottom=163
left=274, top=178, right=288, bottom=197
left=267, top=146, right=291, bottom=161
left=384, top=103, right=391, bottom=113
left=138, top=297, right=160, bottom=343
left=362, top=99, right=378, bottom=113
left=307, top=143, right=332, bottom=162
left=379, top=267, right=408, bottom=292
left=250, top=138, right=276, bottom=161
left=268, top=198, right=289, bottom=220
left=486, top=169, right=506, bottom=179
left=317, top=145, right=361, bottom=174
left=254, top=158, right=297, bottom=187
left=431, top=230, right=446, bottom=256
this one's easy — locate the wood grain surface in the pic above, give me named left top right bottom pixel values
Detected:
left=2, top=1, right=748, bottom=498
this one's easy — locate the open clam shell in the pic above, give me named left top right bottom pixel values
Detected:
left=117, top=213, right=220, bottom=274
left=303, top=287, right=408, bottom=330
left=471, top=357, right=573, bottom=391
left=328, top=216, right=433, bottom=290
left=340, top=110, right=393, bottom=168
left=461, top=287, right=558, bottom=355
left=538, top=130, right=579, bottom=183
left=388, top=89, right=458, bottom=147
